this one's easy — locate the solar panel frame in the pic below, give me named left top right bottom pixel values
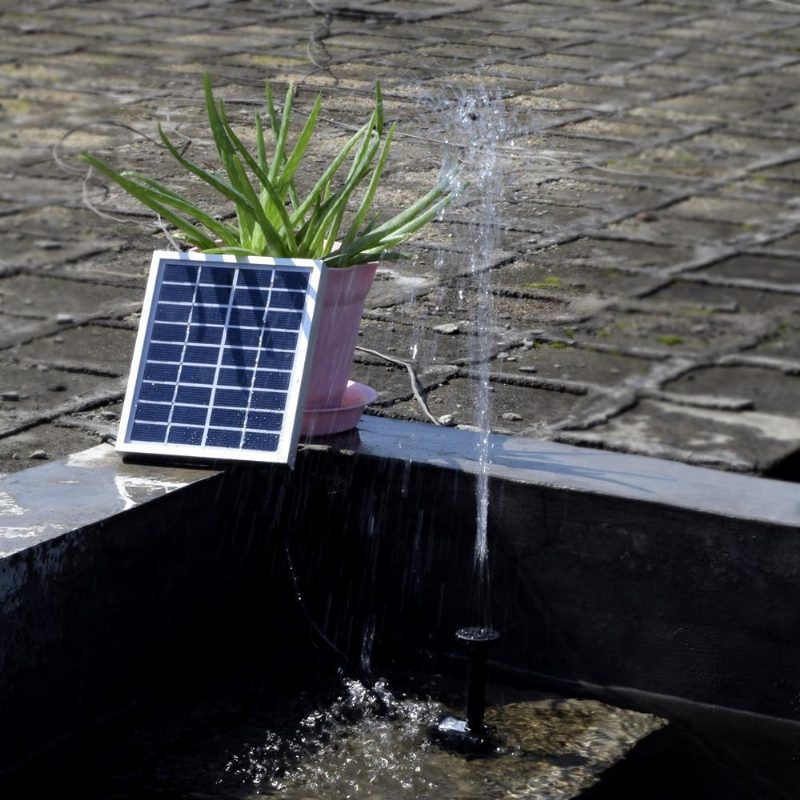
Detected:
left=116, top=250, right=326, bottom=466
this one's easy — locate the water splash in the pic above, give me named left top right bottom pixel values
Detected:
left=219, top=679, right=662, bottom=800
left=224, top=678, right=442, bottom=798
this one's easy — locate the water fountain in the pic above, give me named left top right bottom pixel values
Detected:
left=2, top=87, right=800, bottom=798
left=430, top=89, right=511, bottom=760
left=3, top=411, right=800, bottom=796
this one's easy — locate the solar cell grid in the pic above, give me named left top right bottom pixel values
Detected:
left=116, top=251, right=325, bottom=465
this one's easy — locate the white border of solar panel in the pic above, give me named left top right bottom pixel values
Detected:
left=116, top=250, right=326, bottom=466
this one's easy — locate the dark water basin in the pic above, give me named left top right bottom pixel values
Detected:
left=2, top=418, right=800, bottom=797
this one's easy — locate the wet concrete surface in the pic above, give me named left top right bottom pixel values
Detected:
left=2, top=0, right=800, bottom=476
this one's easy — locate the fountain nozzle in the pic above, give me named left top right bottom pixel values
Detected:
left=456, top=626, right=499, bottom=734
left=431, top=626, right=507, bottom=756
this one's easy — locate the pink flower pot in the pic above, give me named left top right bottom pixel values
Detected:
left=302, top=259, right=378, bottom=413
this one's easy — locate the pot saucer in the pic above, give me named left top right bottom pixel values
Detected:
left=300, top=381, right=378, bottom=437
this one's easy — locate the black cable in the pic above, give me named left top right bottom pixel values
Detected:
left=280, top=528, right=364, bottom=681
left=280, top=526, right=400, bottom=718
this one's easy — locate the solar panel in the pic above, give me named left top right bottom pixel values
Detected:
left=116, top=250, right=326, bottom=466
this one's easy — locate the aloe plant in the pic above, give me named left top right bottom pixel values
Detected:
left=80, top=75, right=453, bottom=268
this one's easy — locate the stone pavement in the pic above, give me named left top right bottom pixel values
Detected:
left=1, top=0, right=800, bottom=478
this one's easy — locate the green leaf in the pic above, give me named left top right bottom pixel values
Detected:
left=277, top=92, right=321, bottom=194
left=201, top=246, right=263, bottom=257
left=296, top=192, right=337, bottom=253
left=362, top=181, right=449, bottom=240
left=157, top=122, right=287, bottom=256
left=374, top=81, right=384, bottom=136
left=343, top=122, right=395, bottom=246
left=217, top=102, right=297, bottom=255
left=269, top=83, right=294, bottom=184
left=79, top=152, right=217, bottom=250
left=342, top=83, right=383, bottom=187
left=325, top=190, right=451, bottom=268
left=322, top=128, right=382, bottom=255
left=129, top=175, right=240, bottom=246
left=264, top=82, right=280, bottom=140
left=203, top=73, right=253, bottom=241
left=305, top=153, right=376, bottom=259
left=346, top=116, right=378, bottom=184
left=289, top=122, right=370, bottom=224
left=255, top=112, right=268, bottom=174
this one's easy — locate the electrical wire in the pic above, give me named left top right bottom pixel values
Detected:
left=280, top=526, right=400, bottom=717
left=354, top=345, right=441, bottom=425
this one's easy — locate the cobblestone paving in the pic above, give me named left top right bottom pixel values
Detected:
left=1, top=0, right=800, bottom=477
